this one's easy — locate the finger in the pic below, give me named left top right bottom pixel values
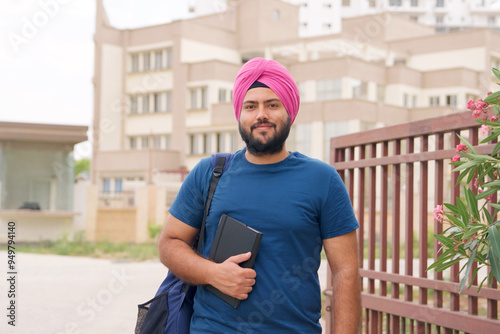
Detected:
left=227, top=252, right=251, bottom=264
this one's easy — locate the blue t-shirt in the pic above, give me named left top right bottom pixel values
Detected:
left=168, top=149, right=359, bottom=334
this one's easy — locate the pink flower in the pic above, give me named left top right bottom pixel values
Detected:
left=466, top=99, right=476, bottom=111
left=476, top=100, right=489, bottom=111
left=480, top=124, right=491, bottom=135
left=488, top=91, right=493, bottom=96
left=455, top=144, right=467, bottom=153
left=433, top=205, right=444, bottom=223
left=472, top=109, right=482, bottom=118
left=490, top=115, right=499, bottom=122
left=473, top=176, right=479, bottom=188
left=451, top=155, right=460, bottom=162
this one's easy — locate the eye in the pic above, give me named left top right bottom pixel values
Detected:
left=244, top=104, right=255, bottom=110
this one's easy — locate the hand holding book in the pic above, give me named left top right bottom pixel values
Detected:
left=206, top=214, right=263, bottom=307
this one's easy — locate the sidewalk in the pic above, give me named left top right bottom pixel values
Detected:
left=0, top=251, right=328, bottom=333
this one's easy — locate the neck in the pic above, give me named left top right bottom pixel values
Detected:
left=244, top=146, right=290, bottom=165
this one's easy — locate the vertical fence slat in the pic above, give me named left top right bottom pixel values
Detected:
left=391, top=139, right=402, bottom=334
left=434, top=133, right=444, bottom=334
left=417, top=135, right=429, bottom=333
left=369, top=143, right=378, bottom=334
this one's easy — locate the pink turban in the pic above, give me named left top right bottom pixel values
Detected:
left=233, top=58, right=300, bottom=124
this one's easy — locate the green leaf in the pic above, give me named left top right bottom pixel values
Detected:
left=492, top=67, right=500, bottom=80
left=447, top=214, right=466, bottom=229
left=452, top=160, right=482, bottom=173
left=463, top=226, right=482, bottom=239
left=434, top=258, right=462, bottom=272
left=460, top=248, right=477, bottom=293
left=476, top=187, right=497, bottom=200
left=443, top=203, right=459, bottom=215
left=479, top=128, right=500, bottom=144
left=466, top=166, right=477, bottom=185
left=482, top=179, right=500, bottom=188
left=488, top=225, right=500, bottom=258
left=465, top=188, right=480, bottom=220
left=492, top=142, right=500, bottom=156
left=484, top=91, right=500, bottom=104
left=489, top=203, right=500, bottom=210
left=488, top=247, right=500, bottom=284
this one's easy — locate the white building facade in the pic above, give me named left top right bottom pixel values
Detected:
left=193, top=0, right=500, bottom=37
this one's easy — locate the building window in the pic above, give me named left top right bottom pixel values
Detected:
left=217, top=133, right=226, bottom=152
left=369, top=0, right=376, bottom=7
left=154, top=135, right=162, bottom=149
left=403, top=93, right=409, bottom=108
left=412, top=95, right=417, bottom=108
left=155, top=51, right=163, bottom=70
left=190, top=134, right=200, bottom=155
left=115, top=178, right=123, bottom=193
left=142, top=95, right=150, bottom=114
left=429, top=96, right=440, bottom=106
left=352, top=80, right=368, bottom=99
left=190, top=89, right=198, bottom=110
left=409, top=15, right=418, bottom=21
left=166, top=91, right=172, bottom=111
left=204, top=134, right=212, bottom=154
left=436, top=15, right=444, bottom=25
left=317, top=79, right=342, bottom=101
left=166, top=49, right=172, bottom=68
left=389, top=0, right=401, bottom=6
left=342, top=0, right=350, bottom=6
left=436, top=0, right=444, bottom=7
left=325, top=2, right=333, bottom=8
left=154, top=93, right=162, bottom=112
left=142, top=136, right=149, bottom=149
left=377, top=84, right=385, bottom=103
left=488, top=16, right=496, bottom=26
left=143, top=52, right=150, bottom=71
left=102, top=178, right=110, bottom=193
left=130, top=96, right=138, bottom=114
left=324, top=121, right=349, bottom=160
left=411, top=0, right=418, bottom=6
left=230, top=132, right=239, bottom=152
left=130, top=137, right=137, bottom=150
left=165, top=135, right=171, bottom=149
left=201, top=87, right=208, bottom=109
left=131, top=54, right=139, bottom=73
left=273, top=9, right=280, bottom=21
left=446, top=95, right=457, bottom=107
left=219, top=88, right=227, bottom=103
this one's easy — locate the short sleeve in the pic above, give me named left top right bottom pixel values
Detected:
left=319, top=169, right=359, bottom=239
left=168, top=158, right=212, bottom=229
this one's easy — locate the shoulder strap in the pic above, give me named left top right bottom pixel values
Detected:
left=196, top=155, right=229, bottom=254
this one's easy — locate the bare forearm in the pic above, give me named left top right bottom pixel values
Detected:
left=159, top=237, right=215, bottom=286
left=331, top=268, right=361, bottom=334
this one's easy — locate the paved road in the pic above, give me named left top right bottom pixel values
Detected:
left=0, top=251, right=327, bottom=334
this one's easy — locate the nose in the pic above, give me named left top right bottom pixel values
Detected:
left=256, top=105, right=268, bottom=122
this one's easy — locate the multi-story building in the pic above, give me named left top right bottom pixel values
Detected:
left=192, top=0, right=500, bottom=36
left=92, top=0, right=500, bottom=196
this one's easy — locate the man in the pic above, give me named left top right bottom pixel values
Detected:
left=158, top=57, right=361, bottom=333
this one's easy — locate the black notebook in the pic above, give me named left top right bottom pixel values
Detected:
left=206, top=214, right=263, bottom=308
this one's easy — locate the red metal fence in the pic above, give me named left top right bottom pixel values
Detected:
left=324, top=112, right=500, bottom=333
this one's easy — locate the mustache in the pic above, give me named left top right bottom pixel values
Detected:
left=250, top=121, right=276, bottom=131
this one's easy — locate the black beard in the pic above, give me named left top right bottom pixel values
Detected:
left=238, top=117, right=291, bottom=156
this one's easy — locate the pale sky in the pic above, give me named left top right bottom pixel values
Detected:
left=0, top=0, right=195, bottom=158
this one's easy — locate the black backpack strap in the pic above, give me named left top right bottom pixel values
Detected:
left=196, top=156, right=227, bottom=254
